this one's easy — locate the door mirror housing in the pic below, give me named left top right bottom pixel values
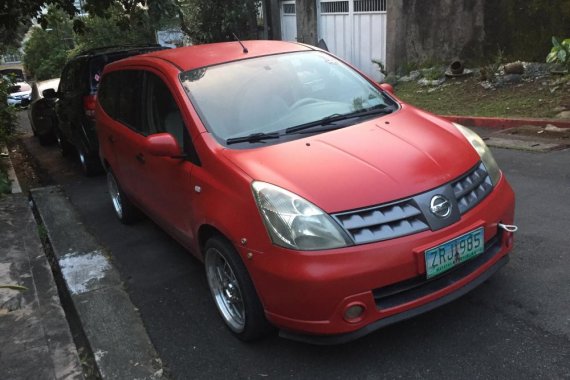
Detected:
left=379, top=83, right=394, bottom=94
left=42, top=88, right=58, bottom=99
left=146, top=133, right=182, bottom=157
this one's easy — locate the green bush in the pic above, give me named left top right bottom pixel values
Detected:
left=0, top=76, right=17, bottom=195
left=0, top=76, right=17, bottom=143
left=546, top=37, right=570, bottom=69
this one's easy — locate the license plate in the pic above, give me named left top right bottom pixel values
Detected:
left=424, top=228, right=484, bottom=279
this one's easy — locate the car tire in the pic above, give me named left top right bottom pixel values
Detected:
left=38, top=133, right=54, bottom=146
left=77, top=149, right=102, bottom=177
left=106, top=170, right=139, bottom=224
left=204, top=236, right=273, bottom=341
left=54, top=129, right=73, bottom=157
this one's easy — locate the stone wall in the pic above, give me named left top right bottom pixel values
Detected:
left=386, top=0, right=570, bottom=72
left=386, top=0, right=485, bottom=72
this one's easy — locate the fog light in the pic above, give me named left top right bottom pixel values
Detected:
left=344, top=303, right=366, bottom=323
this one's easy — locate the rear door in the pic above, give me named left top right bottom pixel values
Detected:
left=97, top=69, right=147, bottom=200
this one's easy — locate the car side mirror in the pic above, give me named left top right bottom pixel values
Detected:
left=146, top=133, right=182, bottom=158
left=42, top=88, right=58, bottom=99
left=379, top=83, right=394, bottom=94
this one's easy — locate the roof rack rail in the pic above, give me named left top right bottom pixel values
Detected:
left=76, top=44, right=165, bottom=57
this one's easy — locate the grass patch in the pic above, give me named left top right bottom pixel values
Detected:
left=395, top=76, right=570, bottom=118
left=0, top=161, right=11, bottom=194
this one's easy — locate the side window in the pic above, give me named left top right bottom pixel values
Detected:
left=98, top=70, right=144, bottom=132
left=116, top=71, right=144, bottom=131
left=145, top=73, right=185, bottom=147
left=98, top=71, right=119, bottom=119
left=144, top=72, right=200, bottom=165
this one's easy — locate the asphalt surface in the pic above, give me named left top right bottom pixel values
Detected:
left=17, top=112, right=570, bottom=379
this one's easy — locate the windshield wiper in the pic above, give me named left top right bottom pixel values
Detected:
left=285, top=106, right=394, bottom=134
left=226, top=132, right=281, bottom=145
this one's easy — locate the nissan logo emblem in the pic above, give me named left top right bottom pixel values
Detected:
left=430, top=195, right=452, bottom=218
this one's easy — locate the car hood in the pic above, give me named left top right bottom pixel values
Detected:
left=222, top=107, right=481, bottom=213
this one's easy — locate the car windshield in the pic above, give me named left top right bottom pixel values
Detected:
left=179, top=51, right=398, bottom=145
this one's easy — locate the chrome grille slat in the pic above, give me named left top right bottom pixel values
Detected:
left=332, top=162, right=493, bottom=245
left=452, top=163, right=493, bottom=214
left=333, top=200, right=429, bottom=244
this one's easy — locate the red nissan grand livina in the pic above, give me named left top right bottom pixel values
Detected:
left=96, top=41, right=516, bottom=344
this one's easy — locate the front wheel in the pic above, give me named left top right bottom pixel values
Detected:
left=107, top=170, right=139, bottom=224
left=204, top=237, right=273, bottom=341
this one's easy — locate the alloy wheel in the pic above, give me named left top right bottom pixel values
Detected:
left=205, top=248, right=246, bottom=332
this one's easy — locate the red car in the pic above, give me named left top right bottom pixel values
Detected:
left=96, top=41, right=515, bottom=344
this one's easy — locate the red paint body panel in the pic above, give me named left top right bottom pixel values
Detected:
left=96, top=41, right=516, bottom=339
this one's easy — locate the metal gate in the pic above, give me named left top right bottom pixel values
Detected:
left=279, top=0, right=387, bottom=80
left=280, top=1, right=297, bottom=42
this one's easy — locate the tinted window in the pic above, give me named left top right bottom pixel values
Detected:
left=98, top=70, right=144, bottom=132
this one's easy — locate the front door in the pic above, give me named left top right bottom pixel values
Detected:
left=138, top=70, right=198, bottom=245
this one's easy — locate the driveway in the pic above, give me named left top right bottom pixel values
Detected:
left=16, top=111, right=570, bottom=379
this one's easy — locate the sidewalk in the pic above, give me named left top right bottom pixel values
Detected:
left=0, top=193, right=83, bottom=379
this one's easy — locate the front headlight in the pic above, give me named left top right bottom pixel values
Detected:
left=453, top=123, right=501, bottom=185
left=252, top=181, right=353, bottom=251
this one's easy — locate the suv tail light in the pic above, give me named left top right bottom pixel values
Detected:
left=83, top=94, right=97, bottom=118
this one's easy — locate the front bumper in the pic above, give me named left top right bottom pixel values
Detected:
left=244, top=175, right=515, bottom=342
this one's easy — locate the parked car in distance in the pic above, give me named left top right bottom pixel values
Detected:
left=7, top=81, right=32, bottom=107
left=45, top=44, right=168, bottom=175
left=97, top=41, right=516, bottom=344
left=26, top=78, right=60, bottom=145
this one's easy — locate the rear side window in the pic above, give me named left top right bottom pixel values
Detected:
left=98, top=70, right=144, bottom=132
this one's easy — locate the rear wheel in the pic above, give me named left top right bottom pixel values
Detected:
left=77, top=149, right=102, bottom=176
left=106, top=170, right=139, bottom=224
left=204, top=236, right=273, bottom=341
left=54, top=129, right=73, bottom=157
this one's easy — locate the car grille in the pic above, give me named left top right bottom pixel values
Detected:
left=333, top=200, right=429, bottom=245
left=451, top=162, right=493, bottom=214
left=332, top=162, right=493, bottom=245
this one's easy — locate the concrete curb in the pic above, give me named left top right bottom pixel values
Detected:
left=30, top=186, right=164, bottom=380
left=0, top=194, right=83, bottom=379
left=442, top=115, right=570, bottom=130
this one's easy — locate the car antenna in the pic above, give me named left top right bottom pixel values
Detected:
left=232, top=33, right=248, bottom=54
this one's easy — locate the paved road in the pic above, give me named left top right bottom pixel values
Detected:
left=17, top=112, right=570, bottom=379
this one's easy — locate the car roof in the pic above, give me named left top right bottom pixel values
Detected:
left=111, top=40, right=315, bottom=72
left=74, top=44, right=166, bottom=59
left=36, top=78, right=60, bottom=92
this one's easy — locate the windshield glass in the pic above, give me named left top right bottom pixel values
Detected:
left=179, top=51, right=398, bottom=144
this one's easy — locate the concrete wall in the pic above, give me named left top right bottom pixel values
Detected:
left=386, top=0, right=485, bottom=72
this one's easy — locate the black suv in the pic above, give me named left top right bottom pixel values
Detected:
left=47, top=45, right=167, bottom=175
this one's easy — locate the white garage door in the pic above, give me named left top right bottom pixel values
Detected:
left=280, top=1, right=298, bottom=42
left=279, top=0, right=387, bottom=80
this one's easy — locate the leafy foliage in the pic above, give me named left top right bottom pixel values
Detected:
left=0, top=0, right=76, bottom=52
left=72, top=3, right=156, bottom=54
left=180, top=0, right=261, bottom=43
left=546, top=37, right=570, bottom=69
left=22, top=7, right=73, bottom=80
left=0, top=76, right=18, bottom=143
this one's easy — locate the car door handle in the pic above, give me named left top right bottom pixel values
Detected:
left=108, top=135, right=115, bottom=144
left=135, top=153, right=145, bottom=164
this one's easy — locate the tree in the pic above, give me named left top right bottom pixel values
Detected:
left=22, top=7, right=73, bottom=80
left=179, top=0, right=261, bottom=43
left=72, top=3, right=157, bottom=53
left=0, top=0, right=76, bottom=52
